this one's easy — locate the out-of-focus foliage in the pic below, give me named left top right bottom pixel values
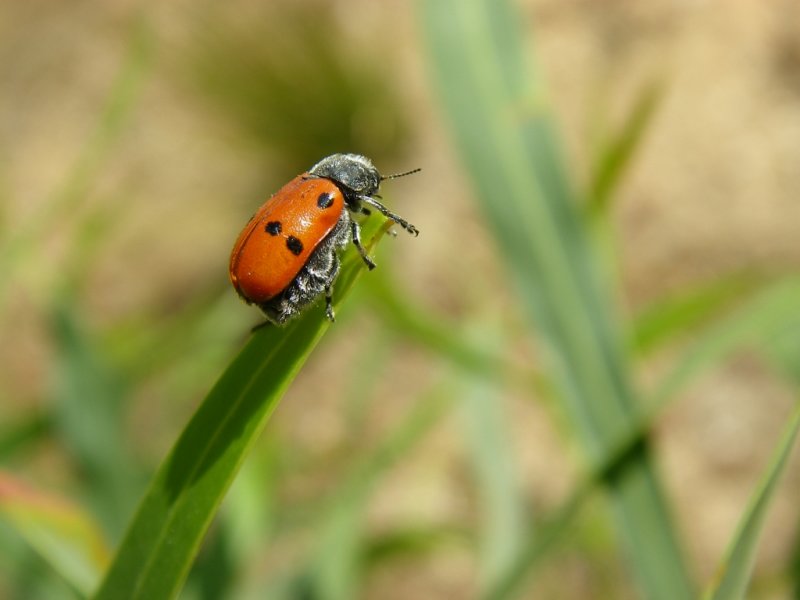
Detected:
left=178, top=2, right=411, bottom=173
left=1, top=1, right=799, bottom=599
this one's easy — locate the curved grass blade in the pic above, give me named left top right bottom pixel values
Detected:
left=702, top=403, right=800, bottom=600
left=92, top=218, right=388, bottom=600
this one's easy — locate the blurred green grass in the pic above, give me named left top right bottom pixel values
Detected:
left=1, top=2, right=799, bottom=600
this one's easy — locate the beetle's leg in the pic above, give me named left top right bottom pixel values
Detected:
left=358, top=195, right=419, bottom=236
left=324, top=287, right=335, bottom=322
left=350, top=220, right=376, bottom=270
left=323, top=252, right=341, bottom=322
left=251, top=320, right=272, bottom=333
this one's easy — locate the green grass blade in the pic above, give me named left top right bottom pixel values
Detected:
left=764, top=310, right=800, bottom=386
left=0, top=472, right=111, bottom=597
left=92, top=220, right=387, bottom=600
left=631, top=272, right=769, bottom=357
left=589, top=80, right=663, bottom=214
left=703, top=403, right=800, bottom=600
left=651, top=277, right=800, bottom=404
left=420, top=1, right=693, bottom=598
left=460, top=369, right=525, bottom=592
left=490, top=276, right=800, bottom=594
left=487, top=368, right=679, bottom=599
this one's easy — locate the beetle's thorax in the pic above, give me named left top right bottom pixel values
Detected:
left=308, top=153, right=381, bottom=198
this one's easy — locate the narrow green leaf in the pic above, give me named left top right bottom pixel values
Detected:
left=419, top=1, right=693, bottom=598
left=631, top=272, right=768, bottom=357
left=651, top=277, right=800, bottom=405
left=92, top=219, right=388, bottom=600
left=0, top=471, right=111, bottom=596
left=460, top=367, right=525, bottom=592
left=589, top=80, right=663, bottom=214
left=703, top=403, right=800, bottom=600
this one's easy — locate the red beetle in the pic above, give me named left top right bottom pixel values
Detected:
left=229, top=153, right=419, bottom=325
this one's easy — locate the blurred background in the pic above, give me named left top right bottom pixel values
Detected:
left=1, top=1, right=800, bottom=598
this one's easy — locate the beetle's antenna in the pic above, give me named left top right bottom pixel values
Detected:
left=381, top=167, right=421, bottom=181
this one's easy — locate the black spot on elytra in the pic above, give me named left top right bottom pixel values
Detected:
left=317, top=192, right=334, bottom=209
left=286, top=236, right=304, bottom=255
left=265, top=221, right=282, bottom=236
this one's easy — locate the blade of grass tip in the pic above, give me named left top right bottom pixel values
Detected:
left=589, top=79, right=664, bottom=216
left=420, top=1, right=693, bottom=598
left=92, top=219, right=389, bottom=600
left=0, top=471, right=111, bottom=596
left=311, top=381, right=454, bottom=600
left=703, top=403, right=800, bottom=600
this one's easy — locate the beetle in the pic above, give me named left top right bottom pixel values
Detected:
left=229, top=153, right=419, bottom=325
